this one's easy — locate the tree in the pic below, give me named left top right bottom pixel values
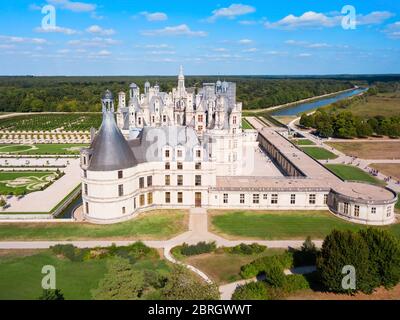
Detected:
left=232, top=281, right=269, bottom=300
left=92, top=257, right=145, bottom=300
left=162, top=265, right=219, bottom=300
left=38, top=289, right=65, bottom=300
left=294, top=236, right=318, bottom=266
left=359, top=228, right=400, bottom=289
left=0, top=197, right=7, bottom=209
left=317, top=230, right=374, bottom=294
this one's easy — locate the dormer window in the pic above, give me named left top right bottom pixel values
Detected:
left=165, top=150, right=170, bottom=158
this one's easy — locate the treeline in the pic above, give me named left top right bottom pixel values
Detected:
left=0, top=76, right=357, bottom=112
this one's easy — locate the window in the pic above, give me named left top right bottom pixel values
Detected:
left=138, top=117, right=142, bottom=125
left=85, top=202, right=89, bottom=214
left=134, top=197, right=136, bottom=209
left=147, top=193, right=153, bottom=205
left=290, top=194, right=296, bottom=205
left=309, top=194, right=316, bottom=205
left=165, top=175, right=171, bottom=186
left=271, top=194, right=278, bottom=204
left=84, top=183, right=88, bottom=196
left=83, top=156, right=87, bottom=165
left=165, top=192, right=171, bottom=204
left=118, top=170, right=123, bottom=179
left=177, top=175, right=183, bottom=186
left=253, top=194, right=260, bottom=204
left=195, top=175, right=202, bottom=186
left=122, top=207, right=126, bottom=214
left=139, top=177, right=145, bottom=189
left=263, top=194, right=268, bottom=200
left=177, top=162, right=183, bottom=170
left=198, top=126, right=203, bottom=131
left=324, top=194, right=328, bottom=205
left=344, top=202, right=349, bottom=215
left=354, top=205, right=360, bottom=217
left=177, top=150, right=183, bottom=158
left=198, top=114, right=203, bottom=122
left=233, top=116, right=237, bottom=125
left=139, top=194, right=145, bottom=207
left=165, top=162, right=170, bottom=170
left=83, top=170, right=87, bottom=178
left=147, top=176, right=152, bottom=187
left=177, top=192, right=183, bottom=204
left=118, top=184, right=124, bottom=197
left=223, top=194, right=228, bottom=204
left=240, top=194, right=245, bottom=204
left=195, top=162, right=202, bottom=170
left=196, top=150, right=201, bottom=158
left=165, top=150, right=170, bottom=158
left=371, top=207, right=376, bottom=214
left=163, top=115, right=167, bottom=122
left=387, top=206, right=392, bottom=217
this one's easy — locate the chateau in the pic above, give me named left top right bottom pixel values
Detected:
left=80, top=68, right=397, bottom=225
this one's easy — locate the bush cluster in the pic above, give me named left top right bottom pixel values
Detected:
left=240, top=252, right=293, bottom=279
left=228, top=243, right=266, bottom=255
left=179, top=241, right=217, bottom=256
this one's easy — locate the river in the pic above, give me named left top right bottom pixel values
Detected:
left=272, top=88, right=368, bottom=116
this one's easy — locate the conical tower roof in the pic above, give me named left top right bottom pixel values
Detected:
left=88, top=111, right=137, bottom=171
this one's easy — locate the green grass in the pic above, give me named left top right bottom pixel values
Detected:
left=242, top=118, right=253, bottom=129
left=0, top=171, right=58, bottom=195
left=300, top=147, right=338, bottom=160
left=0, top=210, right=188, bottom=240
left=325, top=164, right=385, bottom=186
left=292, top=139, right=315, bottom=146
left=0, top=144, right=88, bottom=155
left=210, top=210, right=400, bottom=240
left=0, top=251, right=108, bottom=300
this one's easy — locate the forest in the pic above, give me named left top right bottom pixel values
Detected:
left=0, top=75, right=361, bottom=113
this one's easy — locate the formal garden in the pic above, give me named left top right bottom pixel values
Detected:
left=0, top=144, right=88, bottom=155
left=300, top=147, right=338, bottom=160
left=325, top=164, right=385, bottom=186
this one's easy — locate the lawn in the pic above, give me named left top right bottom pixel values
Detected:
left=300, top=147, right=338, bottom=160
left=326, top=141, right=400, bottom=160
left=0, top=250, right=108, bottom=300
left=325, top=164, right=385, bottom=186
left=0, top=144, right=88, bottom=155
left=182, top=249, right=285, bottom=284
left=292, top=139, right=315, bottom=146
left=209, top=210, right=400, bottom=240
left=0, top=171, right=59, bottom=195
left=242, top=118, right=253, bottom=129
left=0, top=210, right=188, bottom=240
left=369, top=163, right=400, bottom=181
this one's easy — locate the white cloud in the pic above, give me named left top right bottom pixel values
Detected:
left=68, top=37, right=120, bottom=47
left=143, top=44, right=171, bottom=48
left=238, top=39, right=253, bottom=44
left=140, top=11, right=168, bottom=22
left=213, top=47, right=228, bottom=52
left=265, top=10, right=395, bottom=30
left=141, top=24, right=207, bottom=37
left=29, top=4, right=42, bottom=11
left=209, top=4, right=256, bottom=22
left=385, top=21, right=400, bottom=39
left=96, top=50, right=111, bottom=56
left=46, top=0, right=96, bottom=12
left=147, top=50, right=176, bottom=55
left=285, top=40, right=331, bottom=48
left=0, top=35, right=47, bottom=44
left=0, top=44, right=15, bottom=49
left=243, top=48, right=258, bottom=52
left=35, top=26, right=79, bottom=35
left=298, top=53, right=312, bottom=57
left=86, top=25, right=115, bottom=35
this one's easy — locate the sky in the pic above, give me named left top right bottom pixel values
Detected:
left=0, top=0, right=400, bottom=75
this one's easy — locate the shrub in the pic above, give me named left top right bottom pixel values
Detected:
left=264, top=263, right=286, bottom=288
left=180, top=241, right=217, bottom=256
left=293, top=236, right=319, bottom=267
left=38, top=289, right=65, bottom=300
left=359, top=228, right=400, bottom=289
left=283, top=274, right=311, bottom=293
left=240, top=252, right=293, bottom=279
left=229, top=243, right=266, bottom=255
left=232, top=281, right=269, bottom=300
left=317, top=230, right=374, bottom=294
left=50, top=244, right=88, bottom=262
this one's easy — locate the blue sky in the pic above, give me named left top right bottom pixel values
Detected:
left=0, top=0, right=400, bottom=75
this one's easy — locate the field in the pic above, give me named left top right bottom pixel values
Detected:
left=300, top=147, right=338, bottom=160
left=369, top=164, right=400, bottom=181
left=328, top=94, right=400, bottom=118
left=0, top=171, right=58, bottom=195
left=0, top=210, right=188, bottom=240
left=327, top=141, right=400, bottom=159
left=242, top=118, right=253, bottom=129
left=292, top=139, right=315, bottom=146
left=0, top=144, right=88, bottom=155
left=209, top=210, right=400, bottom=240
left=325, top=164, right=385, bottom=186
left=182, top=248, right=285, bottom=284
left=0, top=248, right=171, bottom=300
left=0, top=113, right=101, bottom=131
